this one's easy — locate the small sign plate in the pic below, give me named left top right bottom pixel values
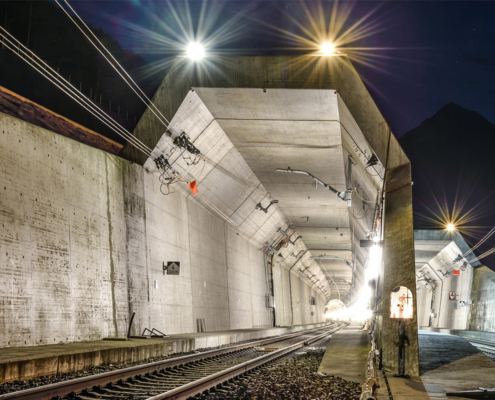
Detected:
left=449, top=291, right=455, bottom=300
left=164, top=261, right=180, bottom=275
left=453, top=269, right=460, bottom=276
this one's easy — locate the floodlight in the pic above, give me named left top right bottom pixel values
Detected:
left=320, top=42, right=335, bottom=56
left=447, top=224, right=455, bottom=232
left=186, top=42, right=205, bottom=60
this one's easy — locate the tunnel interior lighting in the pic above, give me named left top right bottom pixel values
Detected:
left=365, top=244, right=382, bottom=282
left=320, top=42, right=335, bottom=56
left=186, top=42, right=205, bottom=60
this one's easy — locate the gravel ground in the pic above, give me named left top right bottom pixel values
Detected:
left=203, top=348, right=362, bottom=400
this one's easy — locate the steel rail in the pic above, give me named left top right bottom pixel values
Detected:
left=0, top=324, right=336, bottom=400
left=468, top=339, right=495, bottom=359
left=145, top=323, right=345, bottom=400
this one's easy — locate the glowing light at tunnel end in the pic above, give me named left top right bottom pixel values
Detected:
left=324, top=243, right=382, bottom=323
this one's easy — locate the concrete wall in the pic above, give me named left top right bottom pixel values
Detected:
left=0, top=113, right=129, bottom=347
left=416, top=242, right=474, bottom=331
left=121, top=55, right=420, bottom=376
left=0, top=112, right=324, bottom=347
left=469, top=267, right=495, bottom=332
left=375, top=162, right=420, bottom=377
left=272, top=264, right=325, bottom=327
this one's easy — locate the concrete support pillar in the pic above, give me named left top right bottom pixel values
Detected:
left=376, top=162, right=420, bottom=376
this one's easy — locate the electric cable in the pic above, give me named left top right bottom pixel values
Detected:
left=56, top=0, right=173, bottom=132
left=470, top=247, right=495, bottom=263
left=354, top=187, right=377, bottom=203
left=464, top=227, right=495, bottom=257
left=0, top=29, right=152, bottom=156
left=3, top=7, right=311, bottom=265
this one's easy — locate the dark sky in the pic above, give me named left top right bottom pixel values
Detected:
left=70, top=0, right=495, bottom=137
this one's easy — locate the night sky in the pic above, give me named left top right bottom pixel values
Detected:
left=71, top=0, right=495, bottom=137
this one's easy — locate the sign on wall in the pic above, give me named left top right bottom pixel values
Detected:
left=449, top=291, right=455, bottom=300
left=453, top=270, right=460, bottom=276
left=164, top=261, right=181, bottom=275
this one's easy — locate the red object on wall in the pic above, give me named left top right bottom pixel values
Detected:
left=453, top=269, right=460, bottom=276
left=188, top=180, right=198, bottom=196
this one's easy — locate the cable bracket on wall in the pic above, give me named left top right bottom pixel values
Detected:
left=289, top=235, right=303, bottom=245
left=154, top=155, right=181, bottom=195
left=256, top=199, right=279, bottom=213
left=277, top=225, right=295, bottom=237
left=172, top=131, right=202, bottom=165
left=276, top=166, right=346, bottom=202
left=289, top=235, right=302, bottom=245
left=291, top=250, right=305, bottom=258
left=262, top=242, right=277, bottom=256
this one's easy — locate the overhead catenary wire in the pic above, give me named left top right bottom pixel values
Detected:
left=55, top=0, right=174, bottom=133
left=0, top=28, right=153, bottom=156
left=2, top=3, right=299, bottom=262
left=464, top=227, right=495, bottom=257
left=470, top=247, right=495, bottom=263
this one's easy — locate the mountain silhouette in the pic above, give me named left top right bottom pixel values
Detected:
left=400, top=103, right=495, bottom=269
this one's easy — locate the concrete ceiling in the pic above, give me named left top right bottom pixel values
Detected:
left=144, top=88, right=384, bottom=303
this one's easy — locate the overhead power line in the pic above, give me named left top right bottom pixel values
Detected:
left=464, top=227, right=495, bottom=257
left=0, top=27, right=153, bottom=156
left=470, top=247, right=495, bottom=263
left=56, top=0, right=174, bottom=134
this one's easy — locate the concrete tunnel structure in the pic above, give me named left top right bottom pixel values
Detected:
left=0, top=55, right=420, bottom=377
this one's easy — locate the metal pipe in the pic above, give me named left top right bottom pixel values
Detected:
left=311, top=255, right=353, bottom=268
left=276, top=167, right=346, bottom=201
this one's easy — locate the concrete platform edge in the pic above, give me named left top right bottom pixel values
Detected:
left=419, top=327, right=495, bottom=342
left=0, top=323, right=327, bottom=384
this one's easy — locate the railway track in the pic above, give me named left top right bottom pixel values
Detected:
left=0, top=323, right=344, bottom=400
left=468, top=338, right=495, bottom=360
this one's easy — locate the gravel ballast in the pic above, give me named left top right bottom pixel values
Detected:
left=204, top=348, right=362, bottom=400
